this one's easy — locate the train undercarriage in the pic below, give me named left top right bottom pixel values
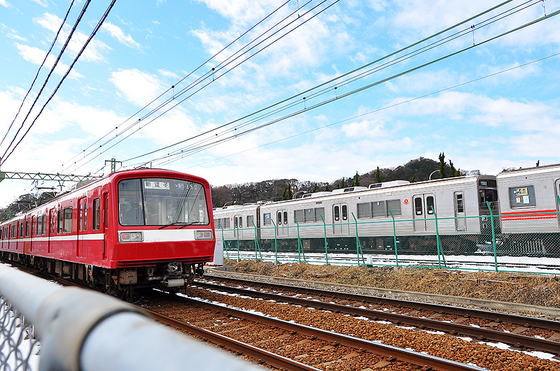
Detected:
left=0, top=252, right=205, bottom=298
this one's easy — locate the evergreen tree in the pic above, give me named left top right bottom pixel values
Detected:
left=438, top=152, right=447, bottom=179
left=449, top=160, right=457, bottom=177
left=282, top=184, right=293, bottom=200
left=339, top=177, right=346, bottom=189
left=375, top=166, right=381, bottom=183
left=353, top=171, right=360, bottom=186
left=410, top=174, right=416, bottom=183
left=312, top=184, right=318, bottom=193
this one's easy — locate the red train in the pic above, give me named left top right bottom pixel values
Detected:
left=0, top=168, right=215, bottom=295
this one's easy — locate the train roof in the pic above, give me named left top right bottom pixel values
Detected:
left=252, top=173, right=495, bottom=207
left=498, top=163, right=560, bottom=177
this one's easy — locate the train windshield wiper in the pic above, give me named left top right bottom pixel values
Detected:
left=159, top=221, right=188, bottom=230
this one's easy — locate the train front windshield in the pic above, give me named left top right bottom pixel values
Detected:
left=118, top=178, right=209, bottom=226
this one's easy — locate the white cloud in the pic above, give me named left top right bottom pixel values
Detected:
left=34, top=13, right=112, bottom=63
left=109, top=69, right=167, bottom=106
left=102, top=22, right=142, bottom=50
left=14, top=43, right=84, bottom=79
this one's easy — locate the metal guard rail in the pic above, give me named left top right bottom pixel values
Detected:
left=0, top=263, right=264, bottom=371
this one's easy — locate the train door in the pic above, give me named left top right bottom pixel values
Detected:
left=276, top=210, right=288, bottom=236
left=412, top=194, right=436, bottom=232
left=77, top=198, right=87, bottom=258
left=555, top=179, right=560, bottom=228
left=454, top=192, right=466, bottom=231
left=332, top=203, right=349, bottom=235
left=102, top=193, right=108, bottom=260
left=48, top=209, right=55, bottom=254
left=233, top=215, right=243, bottom=238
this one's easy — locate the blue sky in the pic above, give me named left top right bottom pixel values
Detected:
left=0, top=0, right=559, bottom=207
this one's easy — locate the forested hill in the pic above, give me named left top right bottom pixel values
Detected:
left=211, top=156, right=462, bottom=208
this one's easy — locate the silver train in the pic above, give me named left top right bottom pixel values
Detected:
left=213, top=164, right=560, bottom=256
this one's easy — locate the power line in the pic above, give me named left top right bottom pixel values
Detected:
left=0, top=0, right=77, bottom=149
left=0, top=0, right=117, bottom=167
left=128, top=0, right=555, bottom=168
left=169, top=51, right=560, bottom=170
left=0, top=0, right=91, bottom=162
left=66, top=0, right=340, bottom=174
left=52, top=0, right=295, bottom=175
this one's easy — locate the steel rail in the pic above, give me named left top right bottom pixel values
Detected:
left=202, top=275, right=560, bottom=330
left=193, top=280, right=560, bottom=356
left=142, top=307, right=320, bottom=371
left=160, top=292, right=486, bottom=371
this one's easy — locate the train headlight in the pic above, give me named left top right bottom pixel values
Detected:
left=119, top=231, right=143, bottom=242
left=195, top=230, right=213, bottom=240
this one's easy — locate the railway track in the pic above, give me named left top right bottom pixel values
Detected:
left=7, top=261, right=560, bottom=369
left=193, top=276, right=560, bottom=356
left=140, top=290, right=484, bottom=371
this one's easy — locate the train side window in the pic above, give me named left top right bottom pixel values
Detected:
left=508, top=186, right=536, bottom=208
left=11, top=224, right=16, bottom=238
left=276, top=211, right=282, bottom=226
left=247, top=215, right=254, bottom=227
left=63, top=207, right=73, bottom=233
left=387, top=199, right=402, bottom=216
left=334, top=206, right=340, bottom=221
left=426, top=196, right=435, bottom=215
left=304, top=208, right=314, bottom=222
left=104, top=195, right=109, bottom=228
left=263, top=213, right=271, bottom=225
left=372, top=201, right=385, bottom=217
left=455, top=193, right=464, bottom=213
left=25, top=220, right=30, bottom=237
left=37, top=216, right=42, bottom=236
left=20, top=222, right=23, bottom=238
left=414, top=198, right=423, bottom=216
left=357, top=203, right=370, bottom=219
left=315, top=207, right=324, bottom=222
left=342, top=205, right=348, bottom=221
left=93, top=198, right=101, bottom=231
left=42, top=215, right=46, bottom=236
left=57, top=210, right=63, bottom=234
left=283, top=211, right=288, bottom=225
left=79, top=203, right=84, bottom=232
left=294, top=210, right=304, bottom=223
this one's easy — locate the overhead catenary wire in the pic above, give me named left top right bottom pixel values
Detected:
left=0, top=0, right=91, bottom=162
left=0, top=0, right=117, bottom=167
left=119, top=0, right=528, bottom=166
left=67, top=0, right=340, bottom=175
left=128, top=0, right=554, bottom=168
left=0, top=0, right=77, bottom=150
left=150, top=6, right=560, bottom=168
left=156, top=51, right=560, bottom=170
left=51, top=0, right=294, bottom=175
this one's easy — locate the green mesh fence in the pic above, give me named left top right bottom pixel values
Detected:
left=220, top=206, right=560, bottom=274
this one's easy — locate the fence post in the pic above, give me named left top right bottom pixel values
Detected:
left=293, top=218, right=306, bottom=263
left=486, top=201, right=498, bottom=272
left=235, top=223, right=240, bottom=261
left=220, top=226, right=229, bottom=260
left=320, top=215, right=329, bottom=265
left=251, top=220, right=262, bottom=260
left=351, top=213, right=364, bottom=265
left=388, top=210, right=399, bottom=267
left=430, top=206, right=445, bottom=269
left=271, top=220, right=278, bottom=263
